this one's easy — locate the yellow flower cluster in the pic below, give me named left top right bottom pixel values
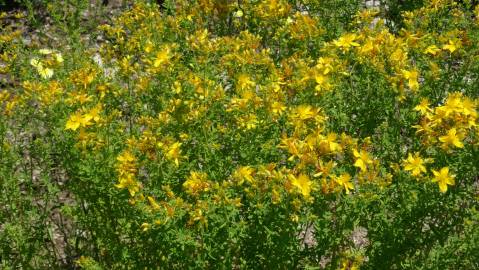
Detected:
left=115, top=150, right=141, bottom=196
left=414, top=92, right=477, bottom=150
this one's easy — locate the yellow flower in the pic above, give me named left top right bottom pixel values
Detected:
left=147, top=196, right=161, bottom=211
left=30, top=58, right=41, bottom=67
left=65, top=112, right=92, bottom=131
left=232, top=166, right=255, bottom=185
left=140, top=223, right=150, bottom=232
left=314, top=160, right=336, bottom=178
left=117, top=150, right=136, bottom=163
left=242, top=113, right=259, bottom=130
left=461, top=97, right=477, bottom=117
left=144, top=40, right=154, bottom=53
left=402, top=69, right=419, bottom=91
left=272, top=187, right=281, bottom=204
left=183, top=171, right=210, bottom=196
left=115, top=173, right=141, bottom=196
left=237, top=74, right=255, bottom=91
left=353, top=149, right=373, bottom=172
left=443, top=39, right=460, bottom=53
left=402, top=152, right=427, bottom=177
left=424, top=45, right=441, bottom=55
left=291, top=105, right=316, bottom=121
left=391, top=48, right=407, bottom=64
left=414, top=98, right=432, bottom=115
left=233, top=9, right=243, bottom=18
left=439, top=128, right=464, bottom=149
left=280, top=137, right=303, bottom=161
left=340, top=260, right=359, bottom=270
left=55, top=53, right=64, bottom=63
left=38, top=66, right=54, bottom=79
left=30, top=58, right=53, bottom=79
left=65, top=113, right=82, bottom=130
left=290, top=174, right=312, bottom=198
left=442, top=92, right=463, bottom=115
left=153, top=47, right=171, bottom=67
left=318, top=132, right=341, bottom=153
left=165, top=142, right=182, bottom=166
left=333, top=33, right=360, bottom=50
left=270, top=101, right=286, bottom=115
left=431, top=167, right=455, bottom=193
left=334, top=173, right=354, bottom=194
left=84, top=104, right=102, bottom=123
left=314, top=73, right=332, bottom=92
left=115, top=149, right=140, bottom=197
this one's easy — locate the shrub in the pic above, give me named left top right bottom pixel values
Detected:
left=1, top=0, right=478, bottom=269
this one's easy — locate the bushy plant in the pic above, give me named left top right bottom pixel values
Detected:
left=1, top=0, right=478, bottom=269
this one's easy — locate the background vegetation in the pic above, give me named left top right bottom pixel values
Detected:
left=1, top=0, right=478, bottom=269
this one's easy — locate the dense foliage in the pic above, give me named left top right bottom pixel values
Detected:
left=1, top=0, right=478, bottom=269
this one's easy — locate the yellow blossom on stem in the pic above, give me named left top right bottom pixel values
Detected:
left=65, top=112, right=92, bottom=131
left=237, top=74, right=255, bottom=91
left=431, top=167, right=455, bottom=193
left=232, top=166, right=255, bottom=185
left=84, top=104, right=102, bottom=123
left=318, top=132, right=341, bottom=153
left=183, top=171, right=210, bottom=196
left=353, top=149, right=373, bottom=172
left=334, top=173, right=354, bottom=194
left=140, top=223, right=150, bottom=232
left=290, top=105, right=317, bottom=122
left=270, top=101, right=286, bottom=116
left=340, top=260, right=359, bottom=270
left=439, top=128, right=464, bottom=149
left=165, top=142, right=182, bottom=166
left=147, top=196, right=161, bottom=211
left=443, top=39, right=460, bottom=53
left=241, top=113, right=259, bottom=130
left=38, top=66, right=54, bottom=79
left=30, top=58, right=53, bottom=79
left=402, top=152, right=427, bottom=177
left=334, top=33, right=360, bottom=50
left=402, top=69, right=419, bottom=91
left=289, top=174, right=312, bottom=199
left=117, top=150, right=136, bottom=163
left=414, top=98, right=432, bottom=115
left=314, top=73, right=332, bottom=93
left=424, top=45, right=441, bottom=55
left=115, top=173, right=141, bottom=196
left=153, top=47, right=172, bottom=67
